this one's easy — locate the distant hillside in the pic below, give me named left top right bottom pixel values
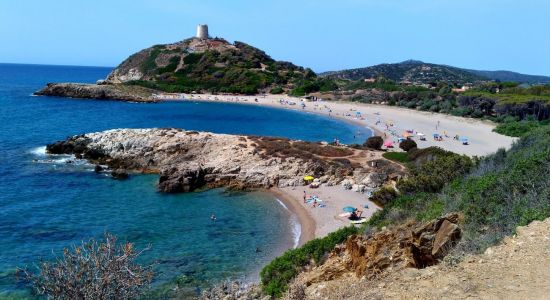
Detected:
left=107, top=37, right=314, bottom=94
left=465, top=69, right=550, bottom=84
left=321, top=60, right=550, bottom=85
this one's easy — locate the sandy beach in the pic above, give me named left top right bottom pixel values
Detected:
left=273, top=186, right=380, bottom=242
left=176, top=93, right=517, bottom=157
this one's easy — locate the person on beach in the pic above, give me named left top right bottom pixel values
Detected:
left=303, top=191, right=307, bottom=203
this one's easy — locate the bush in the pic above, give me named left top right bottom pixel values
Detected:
left=399, top=139, right=417, bottom=152
left=370, top=185, right=398, bottom=206
left=260, top=226, right=359, bottom=297
left=19, top=233, right=153, bottom=299
left=368, top=125, right=550, bottom=255
left=270, top=87, right=284, bottom=94
left=493, top=119, right=550, bottom=137
left=364, top=136, right=383, bottom=150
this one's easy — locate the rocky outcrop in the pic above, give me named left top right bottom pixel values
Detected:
left=34, top=83, right=158, bottom=102
left=297, top=214, right=461, bottom=286
left=46, top=128, right=399, bottom=193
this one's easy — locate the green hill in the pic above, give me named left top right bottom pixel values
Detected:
left=106, top=37, right=315, bottom=95
left=321, top=60, right=550, bottom=85
left=320, top=60, right=486, bottom=85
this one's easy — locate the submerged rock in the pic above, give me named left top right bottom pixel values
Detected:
left=111, top=169, right=129, bottom=180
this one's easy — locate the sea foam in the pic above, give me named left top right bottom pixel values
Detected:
left=276, top=198, right=301, bottom=249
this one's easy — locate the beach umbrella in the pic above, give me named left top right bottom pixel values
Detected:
left=303, top=175, right=314, bottom=181
left=402, top=132, right=412, bottom=138
left=460, top=137, right=469, bottom=142
left=417, top=132, right=425, bottom=136
left=384, top=140, right=393, bottom=147
left=343, top=206, right=357, bottom=212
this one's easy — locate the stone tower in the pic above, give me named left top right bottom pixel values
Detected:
left=196, top=24, right=209, bottom=39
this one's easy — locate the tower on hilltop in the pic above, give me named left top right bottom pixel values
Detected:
left=196, top=24, right=209, bottom=39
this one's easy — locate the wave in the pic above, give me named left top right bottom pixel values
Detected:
left=29, top=146, right=92, bottom=168
left=29, top=146, right=47, bottom=157
left=275, top=198, right=301, bottom=249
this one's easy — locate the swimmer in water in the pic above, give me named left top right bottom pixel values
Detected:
left=210, top=214, right=216, bottom=221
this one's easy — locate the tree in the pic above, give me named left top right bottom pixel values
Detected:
left=20, top=233, right=153, bottom=300
left=399, top=139, right=417, bottom=152
left=364, top=136, right=384, bottom=150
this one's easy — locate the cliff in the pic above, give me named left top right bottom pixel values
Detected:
left=46, top=128, right=403, bottom=193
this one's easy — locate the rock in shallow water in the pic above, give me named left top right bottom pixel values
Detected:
left=111, top=169, right=129, bottom=180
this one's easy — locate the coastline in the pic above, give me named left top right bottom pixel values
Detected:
left=268, top=185, right=381, bottom=243
left=176, top=93, right=516, bottom=156
left=269, top=188, right=316, bottom=247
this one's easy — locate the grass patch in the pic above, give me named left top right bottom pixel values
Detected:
left=382, top=151, right=410, bottom=163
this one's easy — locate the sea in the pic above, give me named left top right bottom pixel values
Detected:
left=0, top=63, right=372, bottom=298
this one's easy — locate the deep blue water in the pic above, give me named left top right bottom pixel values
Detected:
left=0, top=63, right=371, bottom=298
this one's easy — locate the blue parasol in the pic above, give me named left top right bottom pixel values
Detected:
left=343, top=206, right=357, bottom=212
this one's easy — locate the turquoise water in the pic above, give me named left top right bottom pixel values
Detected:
left=0, top=63, right=372, bottom=298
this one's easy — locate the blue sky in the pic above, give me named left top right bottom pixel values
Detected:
left=0, top=0, right=548, bottom=75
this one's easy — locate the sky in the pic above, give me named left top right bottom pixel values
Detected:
left=0, top=0, right=549, bottom=75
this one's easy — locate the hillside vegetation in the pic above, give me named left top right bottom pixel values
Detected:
left=261, top=124, right=550, bottom=297
left=321, top=60, right=550, bottom=84
left=321, top=60, right=486, bottom=84
left=107, top=38, right=320, bottom=95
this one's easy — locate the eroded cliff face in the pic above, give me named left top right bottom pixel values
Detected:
left=46, top=128, right=403, bottom=193
left=294, top=214, right=462, bottom=288
left=289, top=217, right=550, bottom=300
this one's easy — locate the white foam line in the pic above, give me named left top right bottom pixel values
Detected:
left=275, top=198, right=301, bottom=249
left=29, top=146, right=47, bottom=156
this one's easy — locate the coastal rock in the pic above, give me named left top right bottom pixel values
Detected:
left=34, top=83, right=158, bottom=102
left=111, top=169, right=129, bottom=179
left=340, top=179, right=354, bottom=190
left=46, top=129, right=399, bottom=194
left=352, top=184, right=366, bottom=193
left=360, top=172, right=388, bottom=188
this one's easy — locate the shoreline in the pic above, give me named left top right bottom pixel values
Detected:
left=268, top=185, right=382, bottom=243
left=268, top=188, right=316, bottom=247
left=176, top=93, right=516, bottom=156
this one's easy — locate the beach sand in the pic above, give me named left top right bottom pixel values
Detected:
left=177, top=93, right=517, bottom=157
left=273, top=186, right=380, bottom=240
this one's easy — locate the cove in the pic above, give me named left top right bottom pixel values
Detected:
left=0, top=63, right=371, bottom=298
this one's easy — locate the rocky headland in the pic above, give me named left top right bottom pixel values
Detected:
left=34, top=83, right=158, bottom=102
left=46, top=128, right=404, bottom=194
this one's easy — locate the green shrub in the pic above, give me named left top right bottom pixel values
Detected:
left=270, top=87, right=284, bottom=94
left=370, top=185, right=398, bottom=206
left=493, top=119, right=550, bottom=137
left=364, top=136, right=383, bottom=150
left=399, top=139, right=417, bottom=152
left=260, top=226, right=359, bottom=297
